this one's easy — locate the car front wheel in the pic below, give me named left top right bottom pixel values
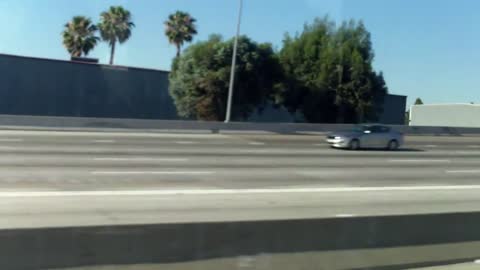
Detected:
left=349, top=139, right=360, bottom=150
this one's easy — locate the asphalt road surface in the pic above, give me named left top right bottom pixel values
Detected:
left=1, top=129, right=480, bottom=229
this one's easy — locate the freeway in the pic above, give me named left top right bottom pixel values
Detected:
left=0, top=130, right=479, bottom=228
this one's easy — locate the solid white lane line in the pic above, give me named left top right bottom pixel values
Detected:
left=446, top=170, right=480, bottom=174
left=0, top=138, right=24, bottom=142
left=92, top=140, right=116, bottom=143
left=175, top=141, right=197, bottom=144
left=3, top=185, right=480, bottom=197
left=93, top=158, right=188, bottom=162
left=389, top=159, right=451, bottom=163
left=91, top=171, right=214, bottom=175
left=424, top=145, right=438, bottom=148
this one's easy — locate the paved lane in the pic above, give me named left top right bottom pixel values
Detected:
left=3, top=188, right=480, bottom=229
left=0, top=130, right=478, bottom=228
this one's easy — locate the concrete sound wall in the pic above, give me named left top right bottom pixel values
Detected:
left=3, top=212, right=480, bottom=270
left=379, top=94, right=407, bottom=125
left=0, top=54, right=178, bottom=119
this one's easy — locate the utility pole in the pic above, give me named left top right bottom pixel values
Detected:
left=225, top=0, right=243, bottom=123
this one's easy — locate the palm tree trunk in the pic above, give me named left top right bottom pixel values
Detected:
left=176, top=43, right=181, bottom=57
left=109, top=41, right=116, bottom=65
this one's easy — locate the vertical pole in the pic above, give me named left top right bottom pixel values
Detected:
left=225, top=0, right=243, bottom=123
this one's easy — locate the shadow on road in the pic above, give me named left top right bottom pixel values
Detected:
left=362, top=148, right=425, bottom=152
left=335, top=147, right=425, bottom=152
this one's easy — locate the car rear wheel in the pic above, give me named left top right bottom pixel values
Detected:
left=349, top=139, right=360, bottom=150
left=387, top=140, right=399, bottom=151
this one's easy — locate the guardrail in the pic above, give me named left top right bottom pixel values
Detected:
left=2, top=212, right=480, bottom=270
left=0, top=114, right=480, bottom=136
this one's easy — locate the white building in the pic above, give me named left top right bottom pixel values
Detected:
left=410, top=103, right=480, bottom=127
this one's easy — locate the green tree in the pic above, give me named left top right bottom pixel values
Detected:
left=169, top=35, right=282, bottom=121
left=62, top=16, right=99, bottom=57
left=98, top=6, right=135, bottom=65
left=278, top=17, right=387, bottom=123
left=277, top=18, right=337, bottom=123
left=165, top=11, right=198, bottom=57
left=414, top=98, right=424, bottom=105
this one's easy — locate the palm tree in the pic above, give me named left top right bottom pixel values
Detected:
left=165, top=11, right=198, bottom=57
left=98, top=6, right=135, bottom=65
left=62, top=16, right=99, bottom=57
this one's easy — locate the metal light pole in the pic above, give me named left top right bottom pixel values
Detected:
left=225, top=0, right=243, bottom=123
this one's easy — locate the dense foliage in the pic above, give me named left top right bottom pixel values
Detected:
left=278, top=17, right=388, bottom=123
left=169, top=35, right=282, bottom=121
left=169, top=17, right=389, bottom=123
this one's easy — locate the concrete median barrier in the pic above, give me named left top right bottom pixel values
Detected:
left=1, top=114, right=480, bottom=136
left=3, top=212, right=480, bottom=270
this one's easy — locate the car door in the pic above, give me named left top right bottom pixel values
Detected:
left=364, top=126, right=384, bottom=148
left=359, top=126, right=376, bottom=148
left=377, top=126, right=392, bottom=147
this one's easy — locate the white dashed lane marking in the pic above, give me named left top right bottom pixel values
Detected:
left=388, top=159, right=451, bottom=163
left=335, top=214, right=357, bottom=218
left=90, top=171, right=215, bottom=175
left=0, top=138, right=24, bottom=142
left=248, top=142, right=265, bottom=145
left=446, top=170, right=480, bottom=174
left=92, top=140, right=116, bottom=143
left=93, top=157, right=189, bottom=162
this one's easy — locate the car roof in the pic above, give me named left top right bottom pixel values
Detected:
left=360, top=123, right=383, bottom=126
left=359, top=123, right=389, bottom=128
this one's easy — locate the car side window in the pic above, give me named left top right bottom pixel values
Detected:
left=370, top=126, right=382, bottom=133
left=369, top=126, right=390, bottom=133
left=382, top=126, right=391, bottom=133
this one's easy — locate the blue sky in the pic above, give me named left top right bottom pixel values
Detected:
left=0, top=0, right=479, bottom=107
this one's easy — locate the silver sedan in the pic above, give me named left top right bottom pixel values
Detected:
left=326, top=125, right=404, bottom=150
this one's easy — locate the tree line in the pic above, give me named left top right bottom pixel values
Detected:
left=62, top=6, right=197, bottom=65
left=62, top=7, right=389, bottom=124
left=170, top=17, right=389, bottom=123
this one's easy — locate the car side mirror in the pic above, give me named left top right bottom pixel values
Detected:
left=364, top=130, right=372, bottom=134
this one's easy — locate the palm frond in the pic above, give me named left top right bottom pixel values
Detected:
left=98, top=6, right=135, bottom=44
left=164, top=11, right=198, bottom=56
left=62, top=15, right=99, bottom=57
